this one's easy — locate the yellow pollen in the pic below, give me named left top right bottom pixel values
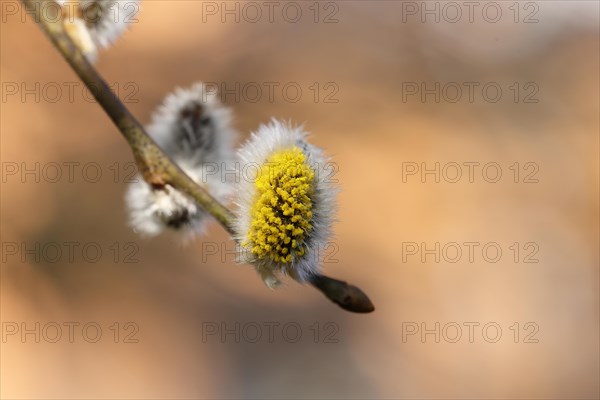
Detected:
left=246, top=147, right=314, bottom=264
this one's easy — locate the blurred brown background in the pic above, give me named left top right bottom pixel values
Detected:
left=1, top=1, right=598, bottom=399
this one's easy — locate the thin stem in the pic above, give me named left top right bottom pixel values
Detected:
left=22, top=0, right=235, bottom=230
left=22, top=0, right=374, bottom=313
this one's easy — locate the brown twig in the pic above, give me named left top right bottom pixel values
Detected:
left=22, top=0, right=374, bottom=313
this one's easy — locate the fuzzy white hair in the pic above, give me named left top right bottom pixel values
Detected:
left=234, top=119, right=337, bottom=288
left=146, top=82, right=236, bottom=166
left=125, top=82, right=237, bottom=239
left=57, top=0, right=139, bottom=61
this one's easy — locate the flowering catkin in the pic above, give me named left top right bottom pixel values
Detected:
left=234, top=120, right=337, bottom=288
left=125, top=82, right=237, bottom=239
left=57, top=0, right=140, bottom=62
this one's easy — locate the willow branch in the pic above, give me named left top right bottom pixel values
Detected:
left=22, top=0, right=235, bottom=230
left=22, top=0, right=374, bottom=313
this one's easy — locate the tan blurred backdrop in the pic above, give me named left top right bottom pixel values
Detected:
left=1, top=1, right=599, bottom=399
